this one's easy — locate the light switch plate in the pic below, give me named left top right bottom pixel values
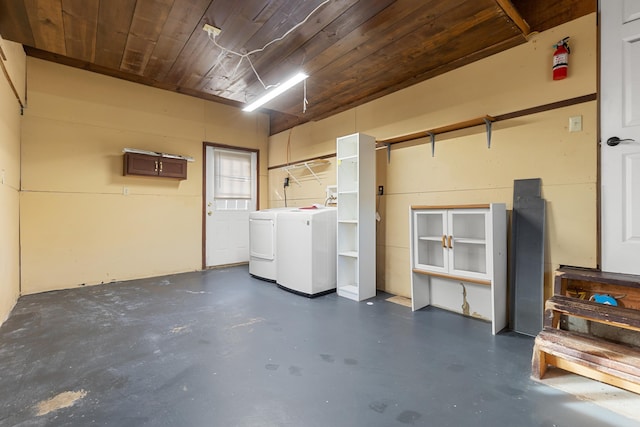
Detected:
left=569, top=116, right=582, bottom=132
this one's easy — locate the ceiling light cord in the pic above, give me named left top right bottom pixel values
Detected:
left=245, top=0, right=331, bottom=57
left=247, top=56, right=276, bottom=90
left=207, top=33, right=274, bottom=90
left=206, top=0, right=330, bottom=91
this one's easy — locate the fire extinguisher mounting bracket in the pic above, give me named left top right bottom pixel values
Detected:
left=553, top=37, right=571, bottom=53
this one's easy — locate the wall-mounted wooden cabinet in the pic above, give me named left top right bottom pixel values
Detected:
left=123, top=153, right=187, bottom=179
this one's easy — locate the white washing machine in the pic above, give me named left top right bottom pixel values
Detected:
left=249, top=208, right=294, bottom=281
left=276, top=207, right=337, bottom=297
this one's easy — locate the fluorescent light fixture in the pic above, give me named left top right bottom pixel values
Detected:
left=243, top=72, right=308, bottom=112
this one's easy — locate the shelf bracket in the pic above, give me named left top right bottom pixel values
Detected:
left=428, top=132, right=436, bottom=157
left=484, top=118, right=493, bottom=149
left=386, top=143, right=391, bottom=163
left=303, top=162, right=323, bottom=184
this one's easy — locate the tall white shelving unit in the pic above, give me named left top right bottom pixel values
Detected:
left=336, top=133, right=376, bottom=301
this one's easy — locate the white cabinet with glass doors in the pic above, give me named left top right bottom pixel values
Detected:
left=410, top=204, right=507, bottom=334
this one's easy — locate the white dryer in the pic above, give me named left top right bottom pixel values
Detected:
left=249, top=208, right=293, bottom=281
left=276, top=207, right=337, bottom=297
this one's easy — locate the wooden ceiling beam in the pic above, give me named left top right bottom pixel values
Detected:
left=511, top=0, right=596, bottom=33
left=494, top=0, right=530, bottom=36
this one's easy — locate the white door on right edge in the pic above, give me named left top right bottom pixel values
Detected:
left=600, top=0, right=640, bottom=275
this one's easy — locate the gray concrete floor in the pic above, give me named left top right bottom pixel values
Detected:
left=0, top=265, right=637, bottom=427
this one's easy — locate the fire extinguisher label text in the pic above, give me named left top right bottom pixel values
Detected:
left=553, top=53, right=568, bottom=68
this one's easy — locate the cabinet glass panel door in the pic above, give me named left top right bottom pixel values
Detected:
left=449, top=210, right=488, bottom=278
left=414, top=210, right=448, bottom=272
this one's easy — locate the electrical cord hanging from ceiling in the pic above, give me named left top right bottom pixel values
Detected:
left=303, top=79, right=308, bottom=113
left=206, top=0, right=331, bottom=91
left=286, top=128, right=293, bottom=166
left=284, top=177, right=289, bottom=207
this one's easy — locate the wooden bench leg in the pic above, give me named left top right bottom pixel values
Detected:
left=531, top=343, right=548, bottom=379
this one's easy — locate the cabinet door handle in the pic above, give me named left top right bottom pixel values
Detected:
left=442, top=235, right=447, bottom=248
left=448, top=235, right=453, bottom=249
left=154, top=160, right=158, bottom=172
left=159, top=161, right=163, bottom=173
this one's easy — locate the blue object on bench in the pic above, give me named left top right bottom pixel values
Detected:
left=591, top=294, right=618, bottom=306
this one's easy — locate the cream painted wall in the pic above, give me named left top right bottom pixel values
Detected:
left=21, top=58, right=269, bottom=294
left=267, top=111, right=355, bottom=208
left=268, top=14, right=598, bottom=299
left=0, top=39, right=23, bottom=324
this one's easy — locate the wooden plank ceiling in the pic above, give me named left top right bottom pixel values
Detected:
left=0, top=0, right=594, bottom=135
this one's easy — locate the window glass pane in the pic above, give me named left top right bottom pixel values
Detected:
left=214, top=199, right=251, bottom=211
left=215, top=149, right=251, bottom=199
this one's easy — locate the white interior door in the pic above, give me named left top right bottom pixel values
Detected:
left=205, top=146, right=257, bottom=267
left=600, top=1, right=640, bottom=275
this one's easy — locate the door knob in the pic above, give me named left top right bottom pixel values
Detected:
left=606, top=136, right=636, bottom=146
left=207, top=211, right=213, bottom=216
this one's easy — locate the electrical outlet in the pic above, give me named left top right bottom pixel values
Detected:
left=122, top=186, right=129, bottom=196
left=378, top=185, right=384, bottom=195
left=203, top=24, right=221, bottom=37
left=569, top=115, right=582, bottom=132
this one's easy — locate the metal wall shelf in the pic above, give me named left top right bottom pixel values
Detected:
left=376, top=115, right=495, bottom=160
left=282, top=158, right=330, bottom=185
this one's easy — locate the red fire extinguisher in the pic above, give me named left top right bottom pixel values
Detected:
left=552, top=37, right=570, bottom=80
